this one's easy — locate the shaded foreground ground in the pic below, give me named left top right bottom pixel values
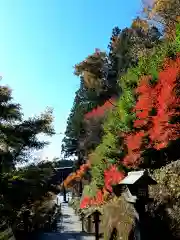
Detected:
left=29, top=202, right=95, bottom=240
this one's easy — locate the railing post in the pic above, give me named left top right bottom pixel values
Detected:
left=93, top=210, right=101, bottom=240
left=87, top=215, right=92, bottom=233
left=80, top=213, right=85, bottom=232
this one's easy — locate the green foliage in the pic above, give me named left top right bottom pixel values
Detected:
left=0, top=86, right=22, bottom=122
left=0, top=81, right=54, bottom=172
left=175, top=23, right=180, bottom=52
left=0, top=78, right=56, bottom=230
left=68, top=197, right=81, bottom=213
left=98, top=133, right=118, bottom=159
left=89, top=131, right=119, bottom=187
left=121, top=43, right=165, bottom=87
left=89, top=87, right=135, bottom=187
left=82, top=181, right=97, bottom=198
left=1, top=161, right=55, bottom=208
left=104, top=42, right=171, bottom=139
left=91, top=161, right=106, bottom=188
left=0, top=160, right=57, bottom=229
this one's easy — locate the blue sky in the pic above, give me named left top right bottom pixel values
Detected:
left=0, top=0, right=142, bottom=160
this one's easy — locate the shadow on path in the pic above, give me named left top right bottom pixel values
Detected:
left=62, top=214, right=71, bottom=219
left=29, top=231, right=95, bottom=240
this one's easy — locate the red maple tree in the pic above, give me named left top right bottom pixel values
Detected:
left=148, top=58, right=180, bottom=149
left=104, top=165, right=125, bottom=192
left=133, top=75, right=155, bottom=128
left=123, top=57, right=180, bottom=167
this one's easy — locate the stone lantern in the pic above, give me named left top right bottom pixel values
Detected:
left=118, top=170, right=157, bottom=204
left=112, top=170, right=157, bottom=240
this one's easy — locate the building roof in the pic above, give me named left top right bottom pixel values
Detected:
left=54, top=167, right=73, bottom=170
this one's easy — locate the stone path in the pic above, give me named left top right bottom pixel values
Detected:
left=36, top=202, right=95, bottom=240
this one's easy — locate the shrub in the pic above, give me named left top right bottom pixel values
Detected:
left=148, top=160, right=180, bottom=239
left=103, top=197, right=136, bottom=240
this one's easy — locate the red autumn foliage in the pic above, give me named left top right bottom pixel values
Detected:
left=80, top=188, right=108, bottom=209
left=84, top=97, right=116, bottom=119
left=62, top=161, right=90, bottom=188
left=124, top=131, right=145, bottom=151
left=133, top=75, right=155, bottom=128
left=80, top=196, right=91, bottom=209
left=148, top=58, right=180, bottom=149
left=123, top=57, right=180, bottom=166
left=122, top=131, right=145, bottom=167
left=95, top=189, right=104, bottom=204
left=80, top=165, right=125, bottom=209
left=104, top=165, right=125, bottom=192
left=123, top=152, right=141, bottom=167
left=80, top=165, right=125, bottom=208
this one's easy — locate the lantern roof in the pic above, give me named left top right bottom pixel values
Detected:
left=119, top=170, right=156, bottom=185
